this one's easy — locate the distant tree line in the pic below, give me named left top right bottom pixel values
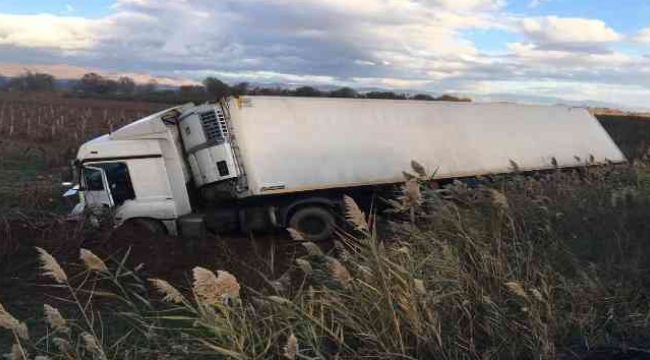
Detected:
left=0, top=71, right=471, bottom=103
left=2, top=71, right=57, bottom=92
left=199, top=78, right=471, bottom=102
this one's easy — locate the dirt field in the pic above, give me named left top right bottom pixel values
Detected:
left=0, top=92, right=166, bottom=164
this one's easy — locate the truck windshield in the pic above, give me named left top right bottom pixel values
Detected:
left=84, top=162, right=136, bottom=206
left=82, top=167, right=105, bottom=191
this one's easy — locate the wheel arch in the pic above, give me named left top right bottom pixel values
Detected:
left=280, top=196, right=340, bottom=227
left=121, top=217, right=171, bottom=235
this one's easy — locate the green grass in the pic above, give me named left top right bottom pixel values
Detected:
left=0, top=154, right=46, bottom=179
left=0, top=153, right=67, bottom=213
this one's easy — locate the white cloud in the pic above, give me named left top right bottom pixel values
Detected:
left=178, top=69, right=340, bottom=87
left=507, top=43, right=633, bottom=66
left=520, top=16, right=622, bottom=50
left=429, top=0, right=505, bottom=12
left=0, top=13, right=99, bottom=50
left=635, top=28, right=650, bottom=44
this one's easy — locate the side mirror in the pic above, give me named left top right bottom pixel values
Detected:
left=63, top=185, right=80, bottom=198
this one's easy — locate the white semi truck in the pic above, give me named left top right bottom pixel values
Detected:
left=69, top=96, right=626, bottom=240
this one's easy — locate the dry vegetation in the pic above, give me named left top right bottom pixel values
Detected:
left=1, top=93, right=650, bottom=358
left=1, top=160, right=650, bottom=358
left=0, top=92, right=165, bottom=165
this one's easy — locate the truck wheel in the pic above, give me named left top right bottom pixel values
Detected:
left=289, top=206, right=335, bottom=242
left=131, top=218, right=166, bottom=235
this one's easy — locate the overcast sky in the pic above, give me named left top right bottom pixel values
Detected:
left=0, top=0, right=649, bottom=109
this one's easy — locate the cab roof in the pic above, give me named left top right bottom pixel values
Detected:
left=77, top=103, right=194, bottom=162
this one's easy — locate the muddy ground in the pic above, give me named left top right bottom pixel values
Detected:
left=0, top=215, right=322, bottom=351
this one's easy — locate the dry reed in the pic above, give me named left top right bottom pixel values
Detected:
left=287, top=228, right=305, bottom=241
left=79, top=249, right=108, bottom=272
left=403, top=178, right=422, bottom=208
left=81, top=332, right=102, bottom=354
left=0, top=302, right=28, bottom=340
left=149, top=278, right=185, bottom=304
left=283, top=333, right=299, bottom=359
left=410, top=160, right=427, bottom=178
left=505, top=281, right=528, bottom=299
left=295, top=259, right=313, bottom=274
left=192, top=267, right=241, bottom=305
left=8, top=344, right=23, bottom=360
left=301, top=242, right=323, bottom=256
left=43, top=304, right=67, bottom=333
left=343, top=194, right=368, bottom=231
left=490, top=189, right=509, bottom=210
left=35, top=247, right=67, bottom=284
left=327, top=257, right=352, bottom=288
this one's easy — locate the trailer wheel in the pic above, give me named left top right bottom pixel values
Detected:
left=288, top=206, right=335, bottom=242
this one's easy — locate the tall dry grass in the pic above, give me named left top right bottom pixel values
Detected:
left=2, top=160, right=650, bottom=359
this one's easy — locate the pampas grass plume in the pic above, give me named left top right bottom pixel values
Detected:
left=403, top=179, right=422, bottom=208
left=0, top=302, right=29, bottom=340
left=328, top=257, right=352, bottom=288
left=411, top=160, right=427, bottom=178
left=80, top=249, right=108, bottom=272
left=490, top=189, right=509, bottom=211
left=81, top=332, right=101, bottom=354
left=301, top=242, right=323, bottom=256
left=149, top=278, right=185, bottom=304
left=295, top=259, right=313, bottom=274
left=43, top=304, right=67, bottom=332
left=343, top=195, right=368, bottom=231
left=505, top=281, right=528, bottom=299
left=193, top=267, right=240, bottom=305
left=35, top=247, right=67, bottom=284
left=283, top=333, right=299, bottom=359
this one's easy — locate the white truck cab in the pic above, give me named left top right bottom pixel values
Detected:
left=75, top=105, right=194, bottom=234
left=72, top=100, right=253, bottom=236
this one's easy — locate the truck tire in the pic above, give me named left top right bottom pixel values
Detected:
left=288, top=206, right=335, bottom=242
left=131, top=218, right=166, bottom=235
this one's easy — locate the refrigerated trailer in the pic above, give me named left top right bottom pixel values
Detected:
left=69, top=96, right=626, bottom=240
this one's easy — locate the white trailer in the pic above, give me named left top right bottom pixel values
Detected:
left=70, top=96, right=626, bottom=239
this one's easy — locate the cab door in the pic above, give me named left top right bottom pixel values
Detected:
left=81, top=166, right=113, bottom=215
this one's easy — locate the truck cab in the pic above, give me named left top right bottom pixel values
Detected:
left=73, top=105, right=199, bottom=234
